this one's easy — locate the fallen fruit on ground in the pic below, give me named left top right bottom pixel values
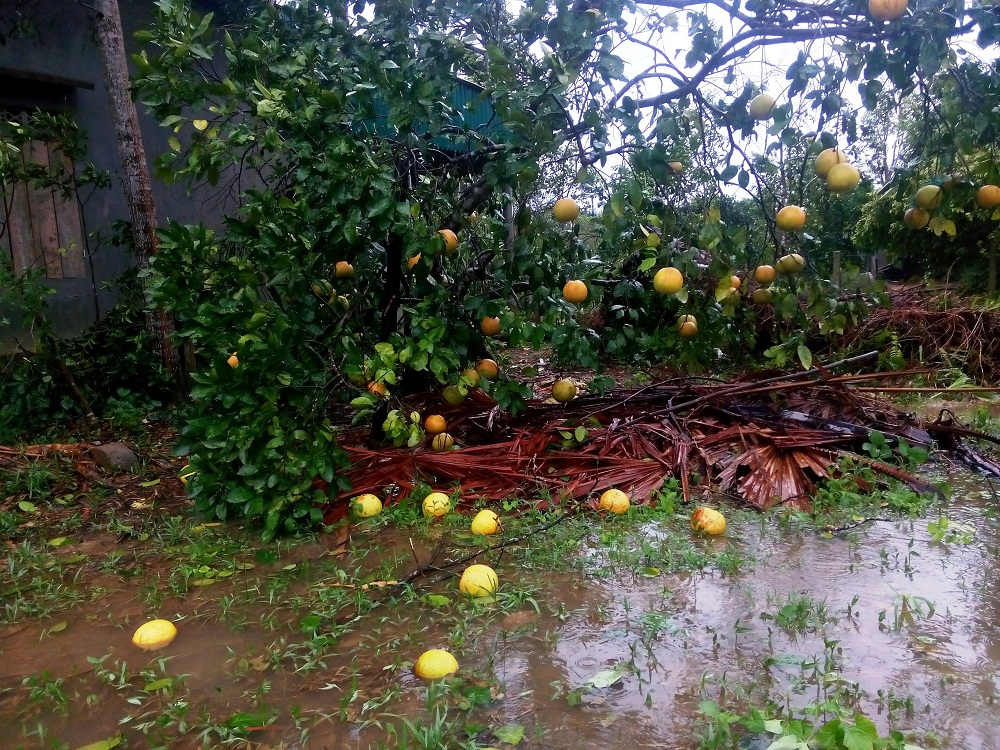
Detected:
left=227, top=353, right=239, bottom=368
left=438, top=228, right=459, bottom=253
left=977, top=184, right=1000, bottom=209
left=475, top=358, right=499, bottom=379
left=367, top=381, right=388, bottom=397
left=352, top=493, right=382, bottom=518
left=132, top=619, right=178, bottom=651
left=754, top=265, right=776, bottom=285
left=749, top=93, right=775, bottom=120
left=481, top=316, right=501, bottom=337
left=599, top=488, right=630, bottom=514
left=826, top=163, right=861, bottom=193
left=751, top=288, right=773, bottom=305
left=552, top=378, right=578, bottom=402
left=431, top=432, right=455, bottom=451
left=442, top=385, right=465, bottom=406
left=653, top=266, right=684, bottom=295
left=690, top=506, right=727, bottom=535
left=562, top=279, right=588, bottom=304
left=335, top=260, right=354, bottom=278
left=904, top=207, right=930, bottom=229
left=424, top=414, right=447, bottom=435
left=869, top=0, right=908, bottom=21
left=678, top=314, right=698, bottom=338
left=471, top=509, right=499, bottom=535
left=914, top=184, right=942, bottom=210
left=414, top=649, right=459, bottom=680
left=422, top=492, right=451, bottom=517
left=459, top=563, right=499, bottom=596
left=553, top=197, right=580, bottom=223
left=814, top=147, right=848, bottom=177
left=776, top=205, right=806, bottom=231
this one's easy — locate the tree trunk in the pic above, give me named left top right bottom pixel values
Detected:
left=94, top=0, right=183, bottom=394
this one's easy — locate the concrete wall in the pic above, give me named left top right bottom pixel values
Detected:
left=0, top=1, right=233, bottom=347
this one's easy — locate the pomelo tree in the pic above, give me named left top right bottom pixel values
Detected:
left=135, top=0, right=1000, bottom=536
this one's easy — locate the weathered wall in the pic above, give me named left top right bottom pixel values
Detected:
left=0, top=1, right=234, bottom=349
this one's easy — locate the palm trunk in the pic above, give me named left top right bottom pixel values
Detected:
left=94, top=0, right=182, bottom=394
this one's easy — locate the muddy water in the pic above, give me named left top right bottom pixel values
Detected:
left=4, top=468, right=1000, bottom=749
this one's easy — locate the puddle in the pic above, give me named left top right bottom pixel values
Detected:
left=3, top=466, right=1000, bottom=748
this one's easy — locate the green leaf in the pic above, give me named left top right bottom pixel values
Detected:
left=74, top=737, right=121, bottom=750
left=140, top=479, right=161, bottom=487
left=638, top=257, right=656, bottom=272
left=585, top=667, right=627, bottom=688
left=841, top=725, right=875, bottom=750
left=424, top=594, right=450, bottom=607
left=144, top=678, right=174, bottom=691
left=18, top=500, right=37, bottom=513
left=764, top=720, right=784, bottom=734
left=796, top=344, right=813, bottom=371
left=494, top=725, right=525, bottom=745
left=47, top=537, right=68, bottom=547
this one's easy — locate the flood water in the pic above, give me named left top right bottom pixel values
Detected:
left=3, top=464, right=1000, bottom=749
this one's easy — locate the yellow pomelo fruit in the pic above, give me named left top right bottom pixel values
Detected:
left=977, top=184, right=1000, bottom=209
left=814, top=148, right=848, bottom=178
left=751, top=288, right=773, bottom=305
left=414, top=649, right=459, bottom=680
left=749, top=93, right=775, bottom=120
left=599, top=488, right=630, bottom=514
left=776, top=253, right=805, bottom=275
left=431, top=433, right=455, bottom=452
left=471, top=509, right=499, bottom=536
left=459, top=563, right=498, bottom=597
left=475, top=359, right=499, bottom=380
left=775, top=205, right=806, bottom=231
left=481, top=316, right=501, bottom=337
left=653, top=267, right=684, bottom=295
left=423, top=492, right=451, bottom=517
left=754, top=265, right=776, bottom=285
left=903, top=207, right=930, bottom=229
left=668, top=161, right=684, bottom=173
left=869, top=0, right=908, bottom=21
left=424, top=414, right=447, bottom=435
left=461, top=368, right=481, bottom=387
left=227, top=353, right=239, bottom=368
left=730, top=275, right=742, bottom=291
left=352, top=493, right=382, bottom=518
left=132, top=619, right=178, bottom=651
left=914, top=184, right=942, bottom=210
left=335, top=260, right=354, bottom=278
left=553, top=198, right=580, bottom=223
left=562, top=279, right=588, bottom=304
left=442, top=385, right=465, bottom=406
left=551, top=379, right=578, bottom=403
left=690, top=506, right=727, bottom=535
left=407, top=253, right=422, bottom=270
left=826, top=163, right=861, bottom=194
left=678, top=314, right=698, bottom=338
left=438, top=229, right=459, bottom=254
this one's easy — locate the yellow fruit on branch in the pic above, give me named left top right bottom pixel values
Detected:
left=551, top=378, right=578, bottom=402
left=481, top=316, right=501, bottom=337
left=475, top=358, right=499, bottom=380
left=826, top=163, right=861, bottom=194
left=431, top=432, right=455, bottom=451
left=599, top=488, right=630, bottom=514
left=424, top=414, right=447, bottom=435
left=751, top=288, right=773, bottom=305
left=813, top=148, right=848, bottom=178
left=776, top=253, right=806, bottom=275
left=414, top=649, right=459, bottom=680
left=227, top=353, right=239, bottom=369
left=461, top=368, right=481, bottom=387
left=869, top=0, right=908, bottom=21
left=730, top=275, right=742, bottom=291
left=652, top=266, right=684, bottom=295
left=438, top=228, right=459, bottom=254
left=422, top=492, right=452, bottom=517
left=407, top=253, right=422, bottom=270
left=678, top=314, right=698, bottom=338
left=775, top=205, right=807, bottom=231
left=553, top=198, right=580, bottom=223
left=352, top=493, right=383, bottom=518
left=977, top=184, right=1000, bottom=209
left=471, top=509, right=500, bottom=535
left=562, top=279, right=589, bottom=304
left=442, top=384, right=465, bottom=406
left=668, top=161, right=684, bottom=173
left=914, top=184, right=942, bottom=210
left=335, top=260, right=354, bottom=278
left=754, top=265, right=776, bottom=285
left=367, top=381, right=388, bottom=397
left=690, top=506, right=726, bottom=535
left=132, top=619, right=178, bottom=651
left=749, top=93, right=776, bottom=120
left=903, top=207, right=930, bottom=229
left=459, top=563, right=499, bottom=597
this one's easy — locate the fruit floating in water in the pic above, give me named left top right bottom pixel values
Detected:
left=471, top=509, right=500, bottom=535
left=459, top=564, right=498, bottom=597
left=414, top=649, right=459, bottom=680
left=423, top=492, right=452, bottom=517
left=690, top=506, right=727, bottom=536
left=132, top=619, right=178, bottom=651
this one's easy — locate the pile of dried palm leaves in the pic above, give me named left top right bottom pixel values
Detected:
left=324, top=351, right=1000, bottom=523
left=840, top=284, right=1000, bottom=383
